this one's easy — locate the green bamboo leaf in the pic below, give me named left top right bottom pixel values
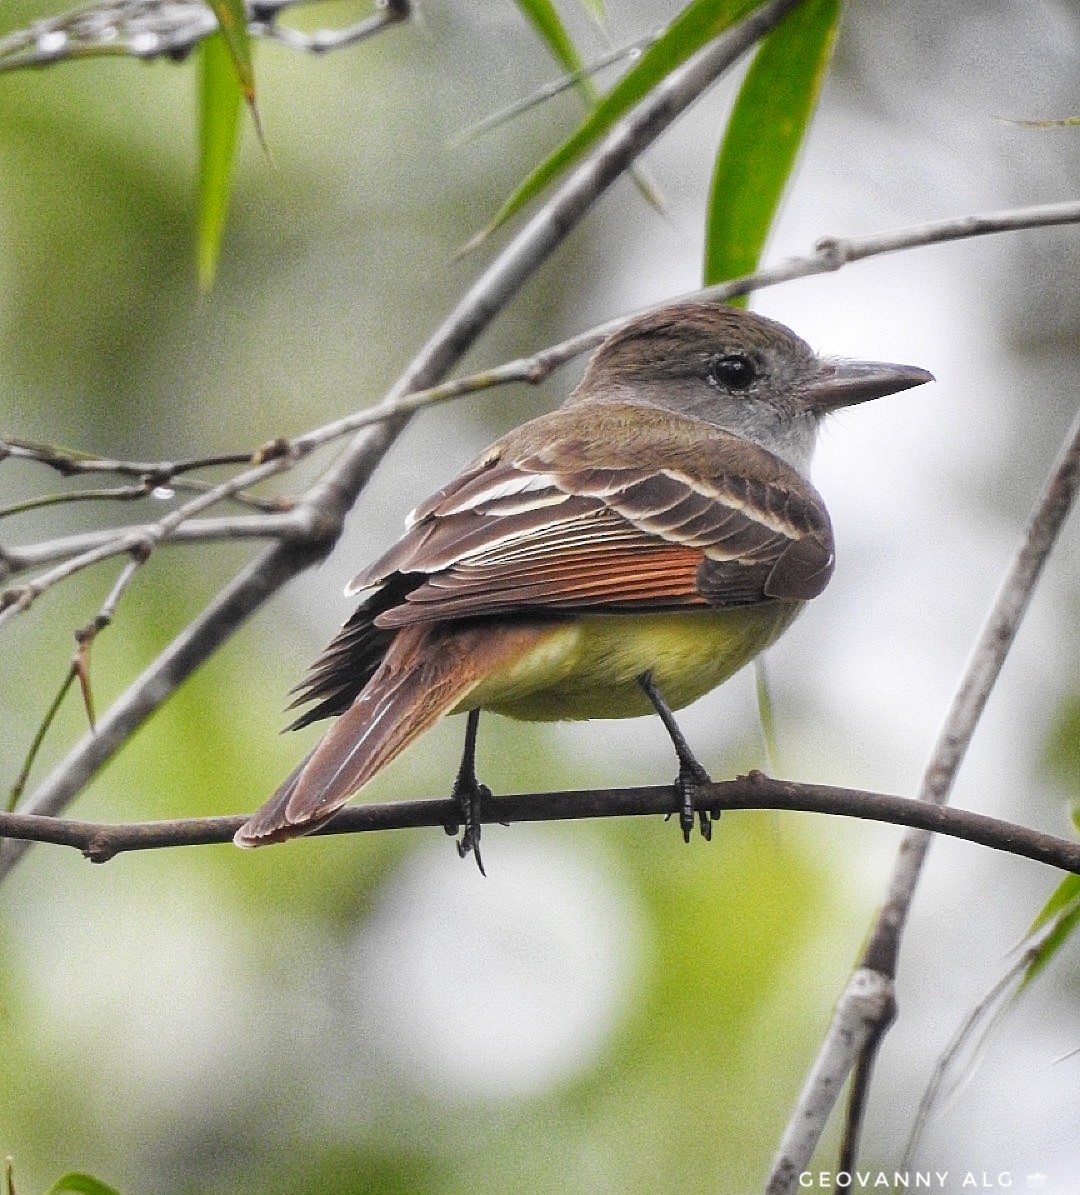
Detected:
left=1020, top=875, right=1080, bottom=989
left=196, top=31, right=243, bottom=290
left=704, top=0, right=840, bottom=296
left=205, top=0, right=256, bottom=109
left=206, top=0, right=267, bottom=157
left=514, top=0, right=591, bottom=83
left=470, top=0, right=765, bottom=250
left=511, top=1, right=662, bottom=213
left=1010, top=114, right=1080, bottom=129
left=44, top=1174, right=125, bottom=1195
left=1027, top=873, right=1080, bottom=934
left=576, top=0, right=607, bottom=25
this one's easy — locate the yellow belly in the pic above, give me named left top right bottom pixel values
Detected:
left=455, top=603, right=802, bottom=722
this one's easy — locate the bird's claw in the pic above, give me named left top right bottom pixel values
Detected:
left=452, top=779, right=490, bottom=876
left=676, top=760, right=714, bottom=844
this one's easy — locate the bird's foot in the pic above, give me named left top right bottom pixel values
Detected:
left=675, top=758, right=716, bottom=843
left=446, top=707, right=489, bottom=874
left=638, top=671, right=718, bottom=845
left=452, top=774, right=490, bottom=876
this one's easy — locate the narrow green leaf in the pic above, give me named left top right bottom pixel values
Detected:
left=515, top=0, right=590, bottom=83
left=1027, top=873, right=1080, bottom=934
left=472, top=0, right=765, bottom=248
left=205, top=0, right=256, bottom=108
left=196, top=32, right=243, bottom=290
left=576, top=0, right=607, bottom=26
left=44, top=1174, right=125, bottom=1195
left=1010, top=114, right=1080, bottom=129
left=754, top=656, right=778, bottom=771
left=511, top=1, right=662, bottom=213
left=704, top=0, right=840, bottom=296
left=1020, top=875, right=1080, bottom=990
left=206, top=0, right=267, bottom=156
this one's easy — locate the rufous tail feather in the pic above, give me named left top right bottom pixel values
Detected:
left=234, top=621, right=547, bottom=846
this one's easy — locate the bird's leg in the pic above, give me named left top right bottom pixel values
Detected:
left=638, top=672, right=715, bottom=842
left=450, top=707, right=489, bottom=875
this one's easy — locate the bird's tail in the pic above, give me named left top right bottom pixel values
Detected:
left=233, top=621, right=545, bottom=847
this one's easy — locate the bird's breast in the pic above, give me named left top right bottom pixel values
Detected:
left=455, top=602, right=803, bottom=722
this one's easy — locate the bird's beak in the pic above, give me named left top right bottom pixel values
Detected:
left=804, top=357, right=934, bottom=412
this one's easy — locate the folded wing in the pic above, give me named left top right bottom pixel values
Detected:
left=293, top=404, right=834, bottom=723
left=354, top=410, right=835, bottom=627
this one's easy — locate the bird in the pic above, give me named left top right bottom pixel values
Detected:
left=235, top=302, right=932, bottom=866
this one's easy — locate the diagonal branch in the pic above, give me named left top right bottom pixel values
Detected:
left=765, top=399, right=1080, bottom=1194
left=0, top=0, right=805, bottom=881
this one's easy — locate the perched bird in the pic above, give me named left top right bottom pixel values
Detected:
left=235, top=303, right=932, bottom=865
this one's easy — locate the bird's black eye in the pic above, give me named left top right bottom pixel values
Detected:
left=708, top=353, right=756, bottom=390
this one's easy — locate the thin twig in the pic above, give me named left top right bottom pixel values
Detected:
left=0, top=478, right=282, bottom=519
left=1, top=437, right=253, bottom=479
left=0, top=514, right=299, bottom=579
left=0, top=775, right=1077, bottom=873
left=6, top=667, right=78, bottom=811
left=0, top=453, right=294, bottom=631
left=450, top=33, right=660, bottom=146
left=765, top=401, right=1080, bottom=1194
left=899, top=931, right=1051, bottom=1169
left=292, top=199, right=1080, bottom=452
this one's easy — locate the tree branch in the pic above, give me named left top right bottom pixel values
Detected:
left=0, top=775, right=1076, bottom=874
left=766, top=399, right=1080, bottom=1193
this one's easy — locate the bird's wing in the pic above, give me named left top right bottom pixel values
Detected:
left=354, top=409, right=835, bottom=628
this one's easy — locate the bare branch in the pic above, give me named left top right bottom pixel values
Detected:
left=0, top=515, right=298, bottom=578
left=0, top=436, right=253, bottom=479
left=764, top=970, right=895, bottom=1195
left=872, top=401, right=1080, bottom=950
left=0, top=453, right=294, bottom=631
left=0, top=440, right=284, bottom=518
left=0, top=775, right=1078, bottom=875
left=0, top=0, right=410, bottom=72
left=288, top=201, right=1080, bottom=452
left=765, top=400, right=1080, bottom=1193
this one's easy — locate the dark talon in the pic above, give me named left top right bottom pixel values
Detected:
left=453, top=781, right=489, bottom=876
left=639, top=671, right=716, bottom=844
left=676, top=757, right=712, bottom=843
left=451, top=708, right=488, bottom=875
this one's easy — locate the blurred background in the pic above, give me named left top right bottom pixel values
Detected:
left=0, top=2, right=1078, bottom=1191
